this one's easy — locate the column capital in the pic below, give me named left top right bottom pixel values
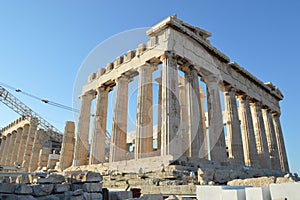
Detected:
left=272, top=110, right=281, bottom=117
left=160, top=51, right=176, bottom=61
left=249, top=100, right=263, bottom=108
left=202, top=75, right=221, bottom=86
left=138, top=63, right=158, bottom=73
left=237, top=94, right=252, bottom=102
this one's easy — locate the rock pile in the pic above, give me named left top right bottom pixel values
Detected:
left=0, top=171, right=103, bottom=200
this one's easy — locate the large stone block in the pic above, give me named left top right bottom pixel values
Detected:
left=109, top=191, right=133, bottom=200
left=142, top=194, right=164, bottom=200
left=32, top=184, right=54, bottom=196
left=53, top=183, right=71, bottom=193
left=83, top=192, right=103, bottom=200
left=81, top=172, right=102, bottom=183
left=38, top=174, right=65, bottom=184
left=269, top=182, right=300, bottom=200
left=15, top=184, right=33, bottom=194
left=0, top=183, right=15, bottom=193
left=222, top=189, right=245, bottom=200
left=82, top=182, right=102, bottom=193
left=245, top=187, right=270, bottom=200
left=196, top=185, right=247, bottom=200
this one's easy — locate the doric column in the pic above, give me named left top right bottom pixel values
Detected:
left=160, top=52, right=181, bottom=158
left=179, top=77, right=188, bottom=157
left=11, top=127, right=23, bottom=166
left=250, top=101, right=271, bottom=169
left=0, top=136, right=7, bottom=164
left=6, top=132, right=16, bottom=166
left=135, top=64, right=156, bottom=159
left=73, top=92, right=94, bottom=166
left=16, top=124, right=29, bottom=164
left=224, top=86, right=244, bottom=165
left=204, top=75, right=227, bottom=162
left=237, top=95, right=259, bottom=167
left=272, top=112, right=289, bottom=172
left=155, top=77, right=162, bottom=151
left=29, top=129, right=45, bottom=172
left=22, top=118, right=38, bottom=170
left=183, top=65, right=205, bottom=158
left=110, top=75, right=129, bottom=162
left=262, top=108, right=281, bottom=170
left=60, top=121, right=75, bottom=170
left=89, top=87, right=109, bottom=164
left=199, top=87, right=208, bottom=160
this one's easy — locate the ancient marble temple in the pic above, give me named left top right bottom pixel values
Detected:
left=70, top=16, right=288, bottom=173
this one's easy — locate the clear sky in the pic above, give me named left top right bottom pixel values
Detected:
left=0, top=1, right=299, bottom=173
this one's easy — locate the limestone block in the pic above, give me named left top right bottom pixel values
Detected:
left=196, top=185, right=247, bottom=200
left=109, top=191, right=133, bottom=200
left=32, top=184, right=54, bottom=196
left=227, top=177, right=275, bottom=187
left=35, top=194, right=60, bottom=200
left=72, top=189, right=84, bottom=196
left=82, top=182, right=102, bottom=193
left=214, top=169, right=230, bottom=184
left=245, top=187, right=270, bottom=200
left=53, top=183, right=71, bottom=193
left=16, top=174, right=31, bottom=184
left=141, top=194, right=164, bottom=200
left=275, top=177, right=295, bottom=184
left=269, top=182, right=300, bottom=200
left=83, top=192, right=103, bottom=200
left=0, top=183, right=15, bottom=193
left=81, top=171, right=102, bottom=183
left=15, top=184, right=33, bottom=194
left=46, top=174, right=66, bottom=184
left=222, top=189, right=245, bottom=200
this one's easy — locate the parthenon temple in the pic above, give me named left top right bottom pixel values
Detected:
left=0, top=16, right=289, bottom=176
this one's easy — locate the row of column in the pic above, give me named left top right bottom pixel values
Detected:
left=73, top=52, right=288, bottom=173
left=224, top=87, right=289, bottom=172
left=0, top=119, right=56, bottom=172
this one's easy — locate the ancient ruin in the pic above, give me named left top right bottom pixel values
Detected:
left=0, top=15, right=295, bottom=200
left=0, top=117, right=62, bottom=172
left=0, top=13, right=289, bottom=187
left=68, top=15, right=289, bottom=176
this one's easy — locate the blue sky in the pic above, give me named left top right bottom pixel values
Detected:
left=0, top=1, right=299, bottom=173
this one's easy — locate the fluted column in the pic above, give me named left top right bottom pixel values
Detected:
left=262, top=108, right=281, bottom=170
left=179, top=77, right=188, bottom=157
left=22, top=118, right=38, bottom=170
left=60, top=121, right=75, bottom=170
left=135, top=64, right=156, bottom=159
left=73, top=92, right=94, bottom=166
left=224, top=86, right=244, bottom=165
left=6, top=132, right=16, bottom=166
left=155, top=77, right=162, bottom=151
left=183, top=66, right=205, bottom=158
left=11, top=127, right=23, bottom=166
left=199, top=87, right=208, bottom=160
left=160, top=52, right=181, bottom=158
left=238, top=95, right=259, bottom=167
left=29, top=129, right=45, bottom=172
left=89, top=87, right=109, bottom=164
left=0, top=136, right=7, bottom=164
left=110, top=76, right=129, bottom=162
left=250, top=101, right=271, bottom=169
left=204, top=76, right=227, bottom=162
left=272, top=112, right=289, bottom=172
left=16, top=124, right=29, bottom=164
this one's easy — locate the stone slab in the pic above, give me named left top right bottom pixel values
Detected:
left=222, top=189, right=245, bottom=200
left=269, top=182, right=300, bottom=200
left=196, top=185, right=247, bottom=200
left=109, top=191, right=133, bottom=200
left=245, top=187, right=270, bottom=200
